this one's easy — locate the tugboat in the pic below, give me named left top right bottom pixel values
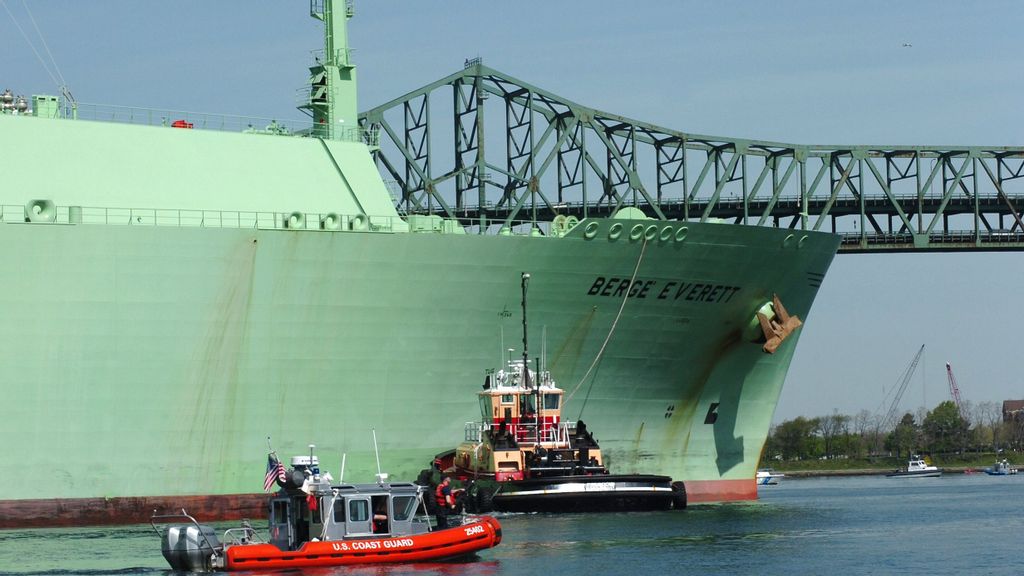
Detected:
left=886, top=455, right=943, bottom=478
left=152, top=449, right=501, bottom=571
left=437, top=273, right=686, bottom=513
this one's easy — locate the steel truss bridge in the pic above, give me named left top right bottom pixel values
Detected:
left=360, top=61, right=1024, bottom=252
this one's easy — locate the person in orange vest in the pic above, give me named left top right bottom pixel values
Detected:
left=434, top=476, right=456, bottom=529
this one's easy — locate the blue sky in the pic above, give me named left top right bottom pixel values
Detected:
left=3, top=1, right=1022, bottom=423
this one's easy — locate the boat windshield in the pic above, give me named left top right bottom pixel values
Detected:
left=393, top=495, right=418, bottom=521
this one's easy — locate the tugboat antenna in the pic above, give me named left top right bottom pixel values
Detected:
left=521, top=272, right=530, bottom=388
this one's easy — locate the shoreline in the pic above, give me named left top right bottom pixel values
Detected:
left=777, top=466, right=982, bottom=478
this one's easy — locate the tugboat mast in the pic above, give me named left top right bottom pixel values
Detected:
left=520, top=272, right=530, bottom=388
left=520, top=272, right=542, bottom=446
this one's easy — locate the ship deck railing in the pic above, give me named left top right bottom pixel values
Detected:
left=7, top=204, right=397, bottom=231
left=48, top=101, right=378, bottom=145
left=6, top=204, right=559, bottom=236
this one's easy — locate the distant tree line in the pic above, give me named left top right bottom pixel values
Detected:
left=764, top=400, right=1023, bottom=461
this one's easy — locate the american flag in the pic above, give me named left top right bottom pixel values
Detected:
left=264, top=453, right=286, bottom=492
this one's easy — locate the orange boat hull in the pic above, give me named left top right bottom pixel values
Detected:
left=224, top=516, right=502, bottom=570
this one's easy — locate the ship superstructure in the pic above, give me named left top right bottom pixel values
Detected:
left=0, top=1, right=839, bottom=526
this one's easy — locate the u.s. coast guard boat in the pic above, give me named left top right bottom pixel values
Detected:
left=153, top=451, right=501, bottom=571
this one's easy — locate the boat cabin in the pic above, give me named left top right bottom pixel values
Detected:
left=455, top=360, right=605, bottom=480
left=480, top=360, right=563, bottom=444
left=268, top=457, right=433, bottom=551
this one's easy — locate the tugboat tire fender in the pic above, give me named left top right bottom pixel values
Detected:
left=670, top=481, right=687, bottom=510
left=475, top=485, right=496, bottom=513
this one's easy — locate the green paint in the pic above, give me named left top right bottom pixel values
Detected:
left=0, top=1, right=842, bottom=509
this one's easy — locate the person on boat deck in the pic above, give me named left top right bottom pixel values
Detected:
left=372, top=498, right=388, bottom=534
left=434, top=476, right=456, bottom=529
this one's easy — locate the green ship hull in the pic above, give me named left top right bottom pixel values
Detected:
left=0, top=2, right=839, bottom=526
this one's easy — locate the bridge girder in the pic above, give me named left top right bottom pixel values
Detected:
left=359, top=62, right=1024, bottom=252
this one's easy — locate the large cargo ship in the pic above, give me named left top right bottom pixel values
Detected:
left=0, top=1, right=839, bottom=527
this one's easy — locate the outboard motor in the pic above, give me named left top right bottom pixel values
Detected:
left=160, top=523, right=222, bottom=572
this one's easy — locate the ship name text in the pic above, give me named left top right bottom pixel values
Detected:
left=586, top=276, right=741, bottom=303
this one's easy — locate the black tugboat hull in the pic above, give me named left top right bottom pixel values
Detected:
left=483, top=475, right=682, bottom=513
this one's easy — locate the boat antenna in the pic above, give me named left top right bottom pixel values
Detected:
left=372, top=428, right=383, bottom=482
left=541, top=325, right=547, bottom=373
left=535, top=356, right=542, bottom=445
left=340, top=453, right=347, bottom=483
left=521, top=272, right=530, bottom=388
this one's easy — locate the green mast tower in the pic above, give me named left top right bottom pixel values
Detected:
left=305, top=0, right=357, bottom=139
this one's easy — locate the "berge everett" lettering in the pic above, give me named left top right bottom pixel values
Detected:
left=586, top=276, right=741, bottom=303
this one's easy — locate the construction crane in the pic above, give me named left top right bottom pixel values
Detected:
left=945, top=362, right=966, bottom=418
left=879, top=344, right=926, bottom=432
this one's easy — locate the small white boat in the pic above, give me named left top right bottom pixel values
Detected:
left=886, top=456, right=942, bottom=478
left=756, top=469, right=785, bottom=485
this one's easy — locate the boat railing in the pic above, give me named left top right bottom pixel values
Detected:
left=149, top=508, right=223, bottom=554
left=464, top=422, right=483, bottom=442
left=469, top=421, right=571, bottom=445
left=507, top=421, right=570, bottom=445
left=222, top=520, right=265, bottom=546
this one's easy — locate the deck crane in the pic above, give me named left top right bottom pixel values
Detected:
left=879, top=344, right=926, bottom=433
left=945, top=362, right=966, bottom=418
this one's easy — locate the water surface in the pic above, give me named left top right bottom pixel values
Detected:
left=2, top=474, right=1020, bottom=575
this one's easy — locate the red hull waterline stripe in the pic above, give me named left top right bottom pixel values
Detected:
left=0, top=481, right=758, bottom=528
left=0, top=494, right=267, bottom=529
left=684, top=479, right=757, bottom=504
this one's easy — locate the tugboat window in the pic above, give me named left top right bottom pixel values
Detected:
left=392, top=495, right=417, bottom=521
left=349, top=499, right=369, bottom=522
left=520, top=394, right=536, bottom=413
left=543, top=394, right=560, bottom=410
left=501, top=394, right=514, bottom=404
